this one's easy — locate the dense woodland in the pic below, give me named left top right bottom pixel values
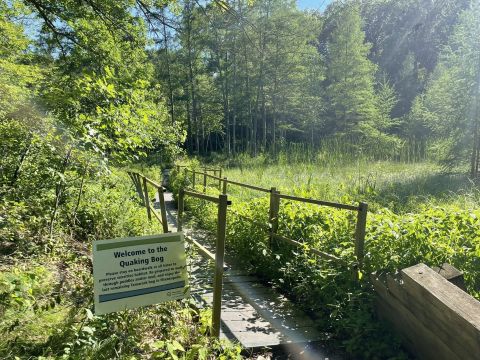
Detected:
left=2, top=0, right=480, bottom=359
left=3, top=0, right=480, bottom=168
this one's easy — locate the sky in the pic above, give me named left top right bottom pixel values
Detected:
left=297, top=0, right=332, bottom=11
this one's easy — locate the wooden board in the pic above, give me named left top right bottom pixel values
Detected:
left=373, top=263, right=480, bottom=360
left=401, top=263, right=480, bottom=358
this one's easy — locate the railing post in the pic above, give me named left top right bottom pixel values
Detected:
left=183, top=168, right=188, bottom=189
left=218, top=169, right=222, bottom=190
left=203, top=169, right=207, bottom=193
left=354, top=202, right=368, bottom=266
left=143, top=176, right=152, bottom=221
left=177, top=188, right=184, bottom=232
left=222, top=177, right=228, bottom=195
left=192, top=169, right=196, bottom=188
left=269, top=187, right=280, bottom=247
left=176, top=165, right=180, bottom=173
left=212, top=193, right=228, bottom=338
left=158, top=186, right=169, bottom=233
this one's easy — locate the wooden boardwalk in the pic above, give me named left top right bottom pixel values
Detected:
left=155, top=191, right=340, bottom=359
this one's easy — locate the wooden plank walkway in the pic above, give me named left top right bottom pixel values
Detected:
left=154, top=191, right=340, bottom=359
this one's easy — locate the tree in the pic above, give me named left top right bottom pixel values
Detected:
left=409, top=2, right=480, bottom=176
left=323, top=2, right=379, bottom=136
left=361, top=0, right=470, bottom=118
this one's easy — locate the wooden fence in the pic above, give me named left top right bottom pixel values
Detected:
left=176, top=166, right=368, bottom=268
left=177, top=189, right=230, bottom=338
left=127, top=171, right=168, bottom=233
left=128, top=170, right=231, bottom=338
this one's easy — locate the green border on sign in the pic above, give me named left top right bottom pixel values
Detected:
left=96, top=234, right=182, bottom=251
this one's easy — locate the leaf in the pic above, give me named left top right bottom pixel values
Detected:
left=85, top=308, right=94, bottom=320
left=166, top=343, right=179, bottom=360
left=82, top=326, right=95, bottom=335
left=172, top=340, right=185, bottom=352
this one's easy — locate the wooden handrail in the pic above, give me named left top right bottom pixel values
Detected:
left=128, top=171, right=169, bottom=232
left=128, top=171, right=165, bottom=191
left=276, top=193, right=359, bottom=211
left=184, top=168, right=271, bottom=193
left=148, top=204, right=163, bottom=224
left=273, top=233, right=344, bottom=262
left=176, top=167, right=367, bottom=264
left=185, top=235, right=216, bottom=261
left=183, top=189, right=229, bottom=204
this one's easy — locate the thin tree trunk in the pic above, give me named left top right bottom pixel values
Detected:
left=162, top=8, right=175, bottom=126
left=71, top=169, right=86, bottom=225
left=49, top=147, right=73, bottom=237
left=10, top=139, right=32, bottom=187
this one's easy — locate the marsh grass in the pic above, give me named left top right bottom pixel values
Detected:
left=216, top=159, right=478, bottom=211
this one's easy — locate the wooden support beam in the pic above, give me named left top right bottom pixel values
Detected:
left=143, top=177, right=151, bottom=221
left=212, top=194, right=228, bottom=338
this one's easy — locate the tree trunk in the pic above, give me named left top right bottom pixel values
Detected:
left=49, top=147, right=73, bottom=237
left=162, top=8, right=175, bottom=127
left=10, top=139, right=32, bottom=187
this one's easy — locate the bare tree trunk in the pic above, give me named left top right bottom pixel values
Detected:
left=185, top=1, right=198, bottom=154
left=49, top=147, right=73, bottom=237
left=10, top=139, right=32, bottom=187
left=162, top=8, right=175, bottom=126
left=224, top=51, right=231, bottom=154
left=232, top=34, right=237, bottom=155
left=71, top=169, right=87, bottom=225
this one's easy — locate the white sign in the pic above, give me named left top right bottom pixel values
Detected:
left=93, top=232, right=188, bottom=315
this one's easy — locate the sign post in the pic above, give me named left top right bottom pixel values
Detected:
left=93, top=232, right=188, bottom=315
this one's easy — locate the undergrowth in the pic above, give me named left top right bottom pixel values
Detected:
left=170, top=158, right=480, bottom=358
left=1, top=169, right=243, bottom=359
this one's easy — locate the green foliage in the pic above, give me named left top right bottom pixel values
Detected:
left=408, top=2, right=480, bottom=174
left=367, top=207, right=480, bottom=298
left=0, top=168, right=243, bottom=359
left=170, top=159, right=480, bottom=357
left=324, top=2, right=379, bottom=134
left=0, top=266, right=54, bottom=314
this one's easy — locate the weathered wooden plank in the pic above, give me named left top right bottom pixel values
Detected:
left=277, top=193, right=359, bottom=211
left=401, top=263, right=480, bottom=359
left=432, top=263, right=466, bottom=291
left=373, top=274, right=461, bottom=360
left=383, top=273, right=474, bottom=356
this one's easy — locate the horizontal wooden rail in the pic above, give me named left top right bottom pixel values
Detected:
left=128, top=171, right=165, bottom=191
left=143, top=176, right=163, bottom=189
left=148, top=204, right=163, bottom=225
left=223, top=178, right=271, bottom=193
left=277, top=193, right=359, bottom=211
left=273, top=233, right=343, bottom=262
left=203, top=167, right=221, bottom=172
left=183, top=189, right=232, bottom=205
left=184, top=168, right=270, bottom=193
left=185, top=235, right=216, bottom=261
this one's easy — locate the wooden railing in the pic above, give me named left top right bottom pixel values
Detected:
left=129, top=170, right=231, bottom=339
left=177, top=188, right=231, bottom=338
left=175, top=166, right=368, bottom=267
left=127, top=171, right=169, bottom=233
